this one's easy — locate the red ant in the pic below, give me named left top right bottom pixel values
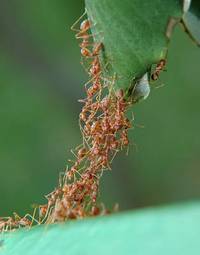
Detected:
left=71, top=12, right=93, bottom=57
left=71, top=11, right=91, bottom=39
left=151, top=59, right=166, bottom=81
left=72, top=11, right=103, bottom=59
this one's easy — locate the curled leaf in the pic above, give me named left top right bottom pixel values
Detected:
left=182, top=0, right=200, bottom=46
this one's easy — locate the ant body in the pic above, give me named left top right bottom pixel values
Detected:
left=151, top=59, right=166, bottom=81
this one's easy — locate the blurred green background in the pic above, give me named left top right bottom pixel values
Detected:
left=0, top=1, right=200, bottom=216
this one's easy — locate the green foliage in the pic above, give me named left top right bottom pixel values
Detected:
left=0, top=1, right=85, bottom=215
left=85, top=0, right=183, bottom=90
left=1, top=202, right=200, bottom=254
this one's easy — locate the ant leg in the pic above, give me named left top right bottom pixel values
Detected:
left=80, top=57, right=91, bottom=74
left=110, top=150, right=118, bottom=164
left=125, top=144, right=130, bottom=156
left=154, top=83, right=165, bottom=89
left=23, top=212, right=40, bottom=226
left=70, top=149, right=78, bottom=159
left=76, top=31, right=103, bottom=40
left=42, top=206, right=54, bottom=224
left=74, top=168, right=83, bottom=178
left=106, top=73, right=117, bottom=96
left=84, top=73, right=103, bottom=91
left=59, top=171, right=66, bottom=187
left=71, top=9, right=87, bottom=32
left=79, top=120, right=92, bottom=150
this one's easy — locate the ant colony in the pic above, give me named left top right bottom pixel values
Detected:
left=0, top=9, right=167, bottom=232
left=0, top=10, right=133, bottom=232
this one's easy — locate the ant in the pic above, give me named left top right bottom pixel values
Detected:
left=71, top=11, right=94, bottom=58
left=71, top=10, right=91, bottom=38
left=151, top=59, right=166, bottom=81
left=71, top=11, right=103, bottom=59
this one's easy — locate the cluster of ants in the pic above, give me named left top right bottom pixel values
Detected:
left=36, top=14, right=133, bottom=224
left=0, top=11, right=166, bottom=232
left=0, top=213, right=37, bottom=232
left=0, top=13, right=132, bottom=232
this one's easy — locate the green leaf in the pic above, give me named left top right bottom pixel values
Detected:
left=182, top=0, right=200, bottom=45
left=85, top=0, right=183, bottom=92
left=1, top=202, right=200, bottom=254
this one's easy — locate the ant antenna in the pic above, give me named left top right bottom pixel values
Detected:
left=71, top=9, right=87, bottom=32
